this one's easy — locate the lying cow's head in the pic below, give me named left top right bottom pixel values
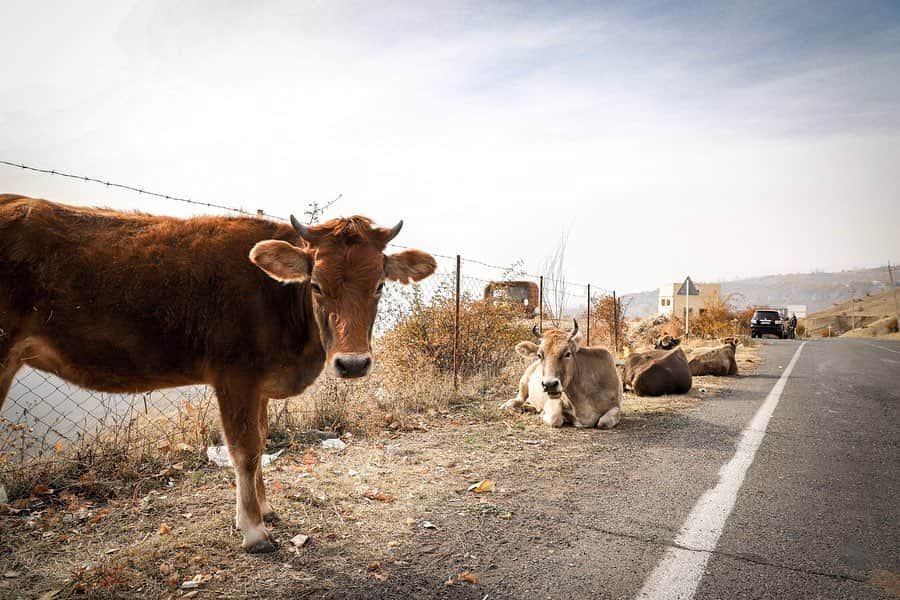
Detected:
left=654, top=335, right=681, bottom=350
left=515, top=320, right=583, bottom=399
left=250, top=215, right=436, bottom=378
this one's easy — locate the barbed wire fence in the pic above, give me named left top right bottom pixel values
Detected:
left=0, top=161, right=623, bottom=482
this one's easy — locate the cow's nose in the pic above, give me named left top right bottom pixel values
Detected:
left=541, top=377, right=561, bottom=392
left=333, top=353, right=372, bottom=378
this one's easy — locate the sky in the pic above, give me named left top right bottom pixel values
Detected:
left=1, top=0, right=899, bottom=294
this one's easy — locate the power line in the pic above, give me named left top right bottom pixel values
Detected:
left=2, top=159, right=615, bottom=292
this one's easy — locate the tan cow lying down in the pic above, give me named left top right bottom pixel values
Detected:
left=622, top=346, right=692, bottom=396
left=500, top=321, right=622, bottom=428
left=688, top=338, right=739, bottom=376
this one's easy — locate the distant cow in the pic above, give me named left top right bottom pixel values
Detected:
left=622, top=347, right=692, bottom=396
left=0, top=195, right=436, bottom=552
left=688, top=338, right=739, bottom=376
left=500, top=321, right=622, bottom=428
left=654, top=334, right=681, bottom=350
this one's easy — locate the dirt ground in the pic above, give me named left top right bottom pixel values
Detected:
left=0, top=345, right=760, bottom=599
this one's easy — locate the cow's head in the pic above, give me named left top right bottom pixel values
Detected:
left=722, top=336, right=740, bottom=349
left=514, top=320, right=583, bottom=399
left=250, top=215, right=436, bottom=378
left=654, top=335, right=681, bottom=350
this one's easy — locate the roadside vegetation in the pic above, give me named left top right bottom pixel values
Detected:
left=1, top=272, right=766, bottom=598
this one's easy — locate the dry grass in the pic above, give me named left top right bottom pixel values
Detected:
left=0, top=342, right=761, bottom=599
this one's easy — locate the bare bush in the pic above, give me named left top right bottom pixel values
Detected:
left=587, top=294, right=629, bottom=352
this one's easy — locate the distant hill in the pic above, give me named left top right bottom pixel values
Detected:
left=622, top=265, right=898, bottom=318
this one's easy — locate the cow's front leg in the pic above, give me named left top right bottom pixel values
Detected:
left=216, top=378, right=275, bottom=553
left=541, top=397, right=565, bottom=428
left=500, top=366, right=533, bottom=411
left=256, top=398, right=278, bottom=523
left=595, top=405, right=621, bottom=429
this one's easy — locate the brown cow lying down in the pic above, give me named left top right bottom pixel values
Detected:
left=654, top=334, right=682, bottom=350
left=500, top=320, right=622, bottom=428
left=688, top=338, right=739, bottom=376
left=0, top=195, right=436, bottom=552
left=622, top=347, right=692, bottom=396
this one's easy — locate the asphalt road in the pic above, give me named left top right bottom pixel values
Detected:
left=480, top=338, right=900, bottom=600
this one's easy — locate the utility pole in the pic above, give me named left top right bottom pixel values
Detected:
left=889, top=262, right=900, bottom=332
left=849, top=286, right=855, bottom=331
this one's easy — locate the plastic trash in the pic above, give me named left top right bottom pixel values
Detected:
left=206, top=446, right=284, bottom=468
left=321, top=438, right=347, bottom=451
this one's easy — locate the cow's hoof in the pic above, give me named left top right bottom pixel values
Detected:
left=244, top=538, right=278, bottom=554
left=263, top=511, right=280, bottom=524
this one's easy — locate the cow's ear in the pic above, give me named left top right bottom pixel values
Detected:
left=250, top=240, right=312, bottom=283
left=384, top=250, right=437, bottom=284
left=515, top=341, right=539, bottom=358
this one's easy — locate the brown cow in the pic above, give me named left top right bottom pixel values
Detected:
left=0, top=195, right=436, bottom=552
left=500, top=321, right=622, bottom=429
left=622, top=347, right=692, bottom=396
left=654, top=334, right=681, bottom=350
left=688, top=338, right=739, bottom=376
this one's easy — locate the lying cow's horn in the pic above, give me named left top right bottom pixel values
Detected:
left=290, top=215, right=312, bottom=241
left=532, top=325, right=541, bottom=338
left=568, top=319, right=579, bottom=341
left=385, top=220, right=403, bottom=243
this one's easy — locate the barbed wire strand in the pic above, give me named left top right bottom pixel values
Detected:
left=1, top=159, right=615, bottom=293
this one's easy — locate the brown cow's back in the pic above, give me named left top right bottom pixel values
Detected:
left=623, top=346, right=692, bottom=396
left=0, top=196, right=320, bottom=394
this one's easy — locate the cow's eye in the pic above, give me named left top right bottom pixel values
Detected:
left=563, top=351, right=573, bottom=358
left=376, top=282, right=385, bottom=295
left=310, top=282, right=324, bottom=296
left=536, top=351, right=544, bottom=359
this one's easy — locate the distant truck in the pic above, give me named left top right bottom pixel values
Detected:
left=483, top=281, right=539, bottom=317
left=749, top=307, right=788, bottom=338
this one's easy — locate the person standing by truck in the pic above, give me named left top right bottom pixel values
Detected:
left=789, top=313, right=798, bottom=339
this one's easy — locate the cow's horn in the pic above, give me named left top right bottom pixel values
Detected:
left=532, top=325, right=541, bottom=338
left=385, top=220, right=403, bottom=243
left=290, top=215, right=312, bottom=241
left=568, top=319, right=579, bottom=341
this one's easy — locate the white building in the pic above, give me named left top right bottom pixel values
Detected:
left=658, top=282, right=722, bottom=318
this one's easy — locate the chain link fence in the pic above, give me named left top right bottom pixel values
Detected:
left=0, top=176, right=622, bottom=493
left=1, top=251, right=621, bottom=475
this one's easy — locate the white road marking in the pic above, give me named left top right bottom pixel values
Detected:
left=869, top=343, right=900, bottom=355
left=636, top=342, right=806, bottom=600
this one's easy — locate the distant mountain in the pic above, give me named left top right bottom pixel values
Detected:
left=622, top=265, right=897, bottom=318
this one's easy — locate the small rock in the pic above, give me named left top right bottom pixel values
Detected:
left=290, top=534, right=310, bottom=548
left=422, top=521, right=437, bottom=529
left=348, top=469, right=358, bottom=477
left=0, top=484, right=7, bottom=505
left=699, top=388, right=707, bottom=393
left=180, top=580, right=199, bottom=590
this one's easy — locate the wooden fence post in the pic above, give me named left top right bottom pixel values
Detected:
left=453, top=255, right=461, bottom=392
left=586, top=284, right=591, bottom=345
left=539, top=276, right=544, bottom=334
left=613, top=290, right=618, bottom=355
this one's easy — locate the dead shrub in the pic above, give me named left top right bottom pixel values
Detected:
left=587, top=294, right=628, bottom=351
left=686, top=295, right=743, bottom=339
left=379, top=283, right=533, bottom=382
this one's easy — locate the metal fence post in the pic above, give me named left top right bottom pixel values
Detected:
left=539, top=276, right=544, bottom=333
left=613, top=290, right=618, bottom=355
left=453, top=255, right=461, bottom=392
left=586, top=284, right=591, bottom=345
